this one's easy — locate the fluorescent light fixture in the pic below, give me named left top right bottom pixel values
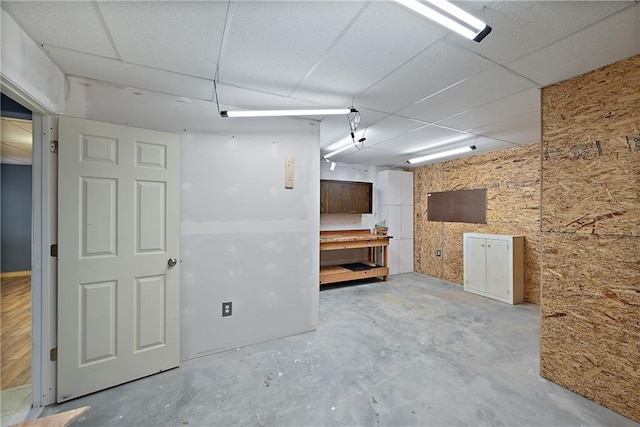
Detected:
left=403, top=131, right=472, bottom=155
left=395, top=0, right=492, bottom=42
left=407, top=145, right=476, bottom=165
left=323, top=143, right=353, bottom=160
left=221, top=108, right=357, bottom=118
left=330, top=162, right=336, bottom=171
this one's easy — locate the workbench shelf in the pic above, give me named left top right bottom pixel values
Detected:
left=319, top=230, right=391, bottom=286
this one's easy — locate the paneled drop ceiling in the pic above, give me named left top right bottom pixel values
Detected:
left=2, top=1, right=639, bottom=167
left=1, top=118, right=32, bottom=165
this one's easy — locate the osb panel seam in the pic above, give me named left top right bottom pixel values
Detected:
left=541, top=55, right=640, bottom=423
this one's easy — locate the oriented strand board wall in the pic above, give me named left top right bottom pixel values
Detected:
left=414, top=143, right=541, bottom=303
left=414, top=165, right=444, bottom=278
left=541, top=55, right=640, bottom=422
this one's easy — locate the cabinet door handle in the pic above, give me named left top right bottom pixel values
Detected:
left=481, top=244, right=484, bottom=247
left=487, top=245, right=491, bottom=248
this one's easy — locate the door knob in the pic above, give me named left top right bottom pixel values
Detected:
left=168, top=258, right=178, bottom=267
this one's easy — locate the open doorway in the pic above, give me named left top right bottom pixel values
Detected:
left=1, top=93, right=34, bottom=424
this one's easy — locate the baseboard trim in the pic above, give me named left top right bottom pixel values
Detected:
left=0, top=271, right=32, bottom=278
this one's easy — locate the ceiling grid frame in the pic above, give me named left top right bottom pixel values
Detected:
left=2, top=0, right=638, bottom=167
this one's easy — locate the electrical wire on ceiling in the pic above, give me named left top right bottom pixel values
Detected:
left=212, top=0, right=232, bottom=115
left=347, top=108, right=366, bottom=151
left=213, top=69, right=221, bottom=115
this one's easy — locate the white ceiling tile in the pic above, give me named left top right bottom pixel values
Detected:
left=7, top=119, right=32, bottom=134
left=559, top=5, right=640, bottom=80
left=2, top=1, right=118, bottom=58
left=469, top=111, right=540, bottom=144
left=398, top=66, right=534, bottom=122
left=1, top=117, right=33, bottom=164
left=1, top=118, right=32, bottom=146
left=1, top=141, right=31, bottom=156
left=495, top=127, right=541, bottom=146
left=0, top=117, right=33, bottom=165
left=283, top=89, right=355, bottom=111
left=337, top=147, right=395, bottom=164
left=218, top=84, right=328, bottom=111
left=357, top=41, right=493, bottom=113
left=446, top=1, right=631, bottom=65
left=97, top=2, right=227, bottom=79
left=508, top=47, right=583, bottom=88
left=437, top=87, right=540, bottom=131
left=509, top=5, right=640, bottom=86
left=370, top=124, right=460, bottom=152
left=44, top=46, right=214, bottom=100
left=293, top=1, right=447, bottom=98
left=221, top=1, right=366, bottom=95
left=356, top=115, right=428, bottom=147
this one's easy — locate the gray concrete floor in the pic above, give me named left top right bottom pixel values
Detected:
left=43, top=273, right=638, bottom=426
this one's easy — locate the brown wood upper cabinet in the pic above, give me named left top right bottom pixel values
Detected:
left=320, top=180, right=373, bottom=214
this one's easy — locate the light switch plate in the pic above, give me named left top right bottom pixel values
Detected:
left=285, top=156, right=294, bottom=189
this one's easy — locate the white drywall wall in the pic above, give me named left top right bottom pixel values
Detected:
left=66, top=77, right=320, bottom=359
left=1, top=9, right=65, bottom=113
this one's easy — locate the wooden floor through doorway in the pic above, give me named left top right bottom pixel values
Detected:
left=1, top=272, right=31, bottom=390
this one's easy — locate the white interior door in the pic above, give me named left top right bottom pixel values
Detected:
left=57, top=116, right=180, bottom=402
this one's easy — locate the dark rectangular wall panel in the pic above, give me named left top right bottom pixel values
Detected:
left=320, top=180, right=372, bottom=214
left=427, top=188, right=486, bottom=223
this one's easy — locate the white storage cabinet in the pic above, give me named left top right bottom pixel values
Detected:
left=463, top=233, right=524, bottom=304
left=378, top=170, right=413, bottom=275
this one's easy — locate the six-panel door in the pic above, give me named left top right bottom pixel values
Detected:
left=57, top=116, right=180, bottom=402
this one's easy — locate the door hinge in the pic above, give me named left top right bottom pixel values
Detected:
left=50, top=244, right=58, bottom=257
left=50, top=140, right=58, bottom=153
left=50, top=348, right=57, bottom=361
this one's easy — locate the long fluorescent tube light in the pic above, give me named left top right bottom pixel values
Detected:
left=323, top=144, right=353, bottom=160
left=395, top=0, right=492, bottom=42
left=221, top=108, right=357, bottom=118
left=407, top=145, right=476, bottom=165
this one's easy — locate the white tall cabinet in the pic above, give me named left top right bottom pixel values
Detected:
left=463, top=233, right=524, bottom=304
left=378, top=170, right=413, bottom=274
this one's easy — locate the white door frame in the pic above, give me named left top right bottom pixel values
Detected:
left=31, top=113, right=57, bottom=407
left=2, top=78, right=58, bottom=407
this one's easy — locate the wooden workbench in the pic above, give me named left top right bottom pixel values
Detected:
left=320, top=230, right=391, bottom=285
